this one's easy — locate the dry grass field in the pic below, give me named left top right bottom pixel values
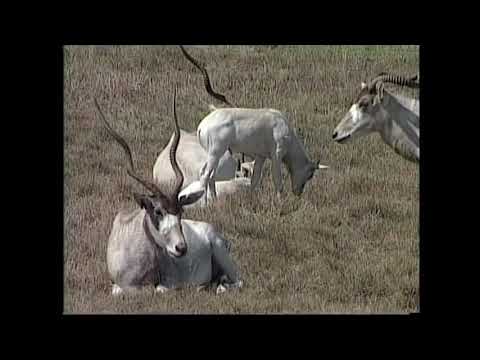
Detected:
left=64, top=45, right=419, bottom=314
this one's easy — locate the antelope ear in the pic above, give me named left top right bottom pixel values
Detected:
left=178, top=189, right=205, bottom=207
left=133, top=193, right=153, bottom=210
left=373, top=82, right=384, bottom=104
left=373, top=92, right=384, bottom=105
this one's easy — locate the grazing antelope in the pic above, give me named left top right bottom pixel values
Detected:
left=332, top=73, right=420, bottom=163
left=179, top=45, right=328, bottom=203
left=94, top=91, right=243, bottom=296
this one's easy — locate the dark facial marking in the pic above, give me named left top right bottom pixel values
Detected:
left=358, top=96, right=371, bottom=109
left=146, top=203, right=162, bottom=230
left=135, top=192, right=184, bottom=231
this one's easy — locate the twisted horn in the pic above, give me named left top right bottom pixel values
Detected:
left=179, top=45, right=235, bottom=107
left=94, top=98, right=168, bottom=200
left=169, top=87, right=184, bottom=200
left=370, top=73, right=419, bottom=89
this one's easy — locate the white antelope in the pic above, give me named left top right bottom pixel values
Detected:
left=153, top=128, right=254, bottom=208
left=178, top=176, right=251, bottom=209
left=153, top=129, right=238, bottom=187
left=94, top=91, right=243, bottom=296
left=332, top=73, right=420, bottom=163
left=179, top=45, right=328, bottom=204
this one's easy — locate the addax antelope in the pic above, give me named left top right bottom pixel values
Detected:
left=94, top=90, right=243, bottom=295
left=333, top=73, right=420, bottom=163
left=179, top=45, right=328, bottom=204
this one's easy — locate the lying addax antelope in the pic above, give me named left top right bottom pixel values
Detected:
left=332, top=73, right=420, bottom=163
left=179, top=45, right=328, bottom=203
left=153, top=128, right=254, bottom=208
left=153, top=129, right=238, bottom=187
left=94, top=91, right=243, bottom=295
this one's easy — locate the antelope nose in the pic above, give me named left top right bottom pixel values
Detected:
left=332, top=132, right=338, bottom=139
left=175, top=244, right=187, bottom=256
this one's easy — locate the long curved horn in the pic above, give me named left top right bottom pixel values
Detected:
left=93, top=98, right=168, bottom=199
left=179, top=45, right=235, bottom=107
left=169, top=87, right=184, bottom=200
left=370, top=73, right=419, bottom=89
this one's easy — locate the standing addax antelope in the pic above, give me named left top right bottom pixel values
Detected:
left=179, top=45, right=328, bottom=204
left=94, top=90, right=243, bottom=295
left=333, top=73, right=420, bottom=163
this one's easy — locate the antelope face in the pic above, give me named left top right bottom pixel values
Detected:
left=135, top=193, right=187, bottom=258
left=96, top=85, right=192, bottom=258
left=292, top=161, right=327, bottom=196
left=332, top=83, right=382, bottom=143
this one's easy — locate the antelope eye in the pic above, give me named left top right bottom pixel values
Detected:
left=154, top=208, right=163, bottom=216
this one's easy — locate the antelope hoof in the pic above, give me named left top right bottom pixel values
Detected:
left=226, top=280, right=243, bottom=290
left=155, top=285, right=169, bottom=294
left=112, top=284, right=123, bottom=296
left=233, top=280, right=243, bottom=289
left=216, top=284, right=227, bottom=295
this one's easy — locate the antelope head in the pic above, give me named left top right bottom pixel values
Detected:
left=94, top=88, right=204, bottom=258
left=332, top=73, right=419, bottom=143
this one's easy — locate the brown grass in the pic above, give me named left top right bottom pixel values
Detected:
left=64, top=45, right=419, bottom=314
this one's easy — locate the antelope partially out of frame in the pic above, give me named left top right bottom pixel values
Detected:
left=94, top=90, right=243, bottom=295
left=332, top=73, right=420, bottom=163
left=179, top=45, right=328, bottom=204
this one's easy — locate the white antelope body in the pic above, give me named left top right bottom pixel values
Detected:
left=178, top=45, right=327, bottom=204
left=153, top=129, right=254, bottom=208
left=153, top=129, right=237, bottom=188
left=107, top=209, right=241, bottom=294
left=333, top=73, right=420, bottom=163
left=94, top=91, right=242, bottom=296
left=197, top=107, right=328, bottom=202
left=179, top=177, right=251, bottom=209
